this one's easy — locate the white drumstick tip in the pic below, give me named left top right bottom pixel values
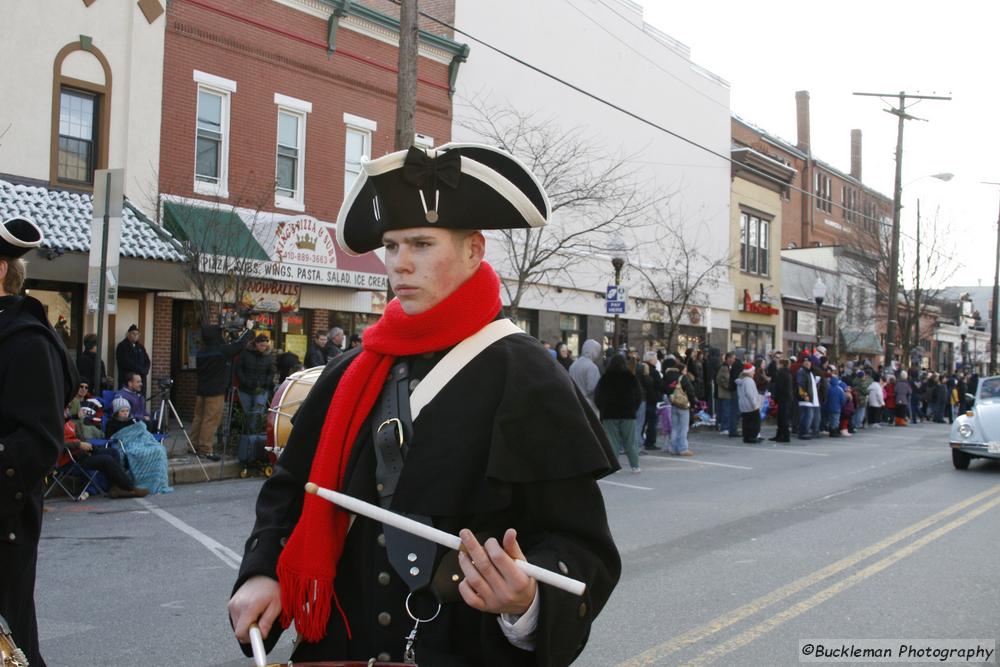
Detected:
left=304, top=482, right=319, bottom=495
left=249, top=624, right=266, bottom=667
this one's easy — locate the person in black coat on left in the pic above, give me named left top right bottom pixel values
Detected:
left=115, top=324, right=150, bottom=390
left=770, top=357, right=793, bottom=442
left=595, top=354, right=643, bottom=472
left=0, top=218, right=76, bottom=667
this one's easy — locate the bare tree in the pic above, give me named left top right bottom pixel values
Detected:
left=455, top=98, right=665, bottom=319
left=842, top=206, right=959, bottom=361
left=154, top=175, right=276, bottom=326
left=897, top=206, right=959, bottom=357
left=630, top=209, right=730, bottom=349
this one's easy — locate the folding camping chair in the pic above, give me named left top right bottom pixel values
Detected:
left=44, top=445, right=103, bottom=501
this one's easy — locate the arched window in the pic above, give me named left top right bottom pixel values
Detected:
left=50, top=40, right=112, bottom=187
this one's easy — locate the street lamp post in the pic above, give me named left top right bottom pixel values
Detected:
left=959, top=321, right=969, bottom=372
left=813, top=277, right=827, bottom=353
left=611, top=256, right=624, bottom=352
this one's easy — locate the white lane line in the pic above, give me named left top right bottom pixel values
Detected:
left=656, top=457, right=754, bottom=470
left=699, top=442, right=830, bottom=457
left=600, top=479, right=654, bottom=491
left=135, top=497, right=242, bottom=570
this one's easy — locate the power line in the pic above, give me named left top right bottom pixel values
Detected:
left=404, top=3, right=955, bottom=264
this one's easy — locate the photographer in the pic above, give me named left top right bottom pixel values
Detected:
left=190, top=321, right=255, bottom=461
left=235, top=334, right=274, bottom=434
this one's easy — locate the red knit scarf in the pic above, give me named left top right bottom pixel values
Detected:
left=277, top=261, right=502, bottom=642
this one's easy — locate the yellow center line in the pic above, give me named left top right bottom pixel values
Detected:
left=681, top=492, right=1000, bottom=667
left=616, top=483, right=1000, bottom=667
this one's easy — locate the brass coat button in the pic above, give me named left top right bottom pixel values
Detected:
left=0, top=443, right=5, bottom=452
left=377, top=533, right=386, bottom=547
left=377, top=572, right=391, bottom=586
left=5, top=468, right=14, bottom=478
left=279, top=536, right=287, bottom=547
left=7, top=533, right=15, bottom=541
left=377, top=612, right=392, bottom=626
left=14, top=492, right=23, bottom=501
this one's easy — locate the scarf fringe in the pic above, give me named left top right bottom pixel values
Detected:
left=277, top=564, right=349, bottom=642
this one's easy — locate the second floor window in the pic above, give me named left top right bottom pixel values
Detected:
left=195, top=88, right=225, bottom=186
left=276, top=109, right=304, bottom=203
left=814, top=172, right=832, bottom=213
left=344, top=127, right=370, bottom=195
left=739, top=212, right=769, bottom=276
left=57, top=88, right=98, bottom=184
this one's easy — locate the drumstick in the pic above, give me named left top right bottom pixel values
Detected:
left=248, top=624, right=266, bottom=667
left=304, top=482, right=587, bottom=596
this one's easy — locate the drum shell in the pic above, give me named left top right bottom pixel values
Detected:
left=267, top=366, right=324, bottom=449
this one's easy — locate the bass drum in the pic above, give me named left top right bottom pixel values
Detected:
left=267, top=365, right=324, bottom=454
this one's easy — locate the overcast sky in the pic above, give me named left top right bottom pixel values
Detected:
left=639, top=0, right=998, bottom=288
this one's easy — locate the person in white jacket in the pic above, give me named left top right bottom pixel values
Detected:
left=867, top=376, right=886, bottom=428
left=736, top=363, right=763, bottom=443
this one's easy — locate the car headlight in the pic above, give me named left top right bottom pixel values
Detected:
left=958, top=423, right=973, bottom=438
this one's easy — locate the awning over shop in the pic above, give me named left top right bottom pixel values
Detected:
left=160, top=198, right=387, bottom=290
left=841, top=327, right=882, bottom=354
left=163, top=201, right=270, bottom=260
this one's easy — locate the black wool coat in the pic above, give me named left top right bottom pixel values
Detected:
left=235, top=333, right=621, bottom=666
left=115, top=337, right=150, bottom=389
left=196, top=327, right=253, bottom=396
left=594, top=370, right=642, bottom=420
left=0, top=295, right=76, bottom=666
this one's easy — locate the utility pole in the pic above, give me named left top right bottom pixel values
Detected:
left=854, top=90, right=950, bottom=370
left=913, top=198, right=920, bottom=355
left=394, top=0, right=418, bottom=151
left=389, top=0, right=419, bottom=303
left=986, top=182, right=1000, bottom=375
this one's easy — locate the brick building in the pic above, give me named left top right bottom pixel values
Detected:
left=155, top=0, right=466, bottom=414
left=732, top=91, right=894, bottom=363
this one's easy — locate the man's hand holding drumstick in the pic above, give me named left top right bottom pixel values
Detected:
left=457, top=528, right=537, bottom=616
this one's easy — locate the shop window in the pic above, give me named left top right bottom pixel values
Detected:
left=27, top=287, right=77, bottom=352
left=281, top=311, right=308, bottom=362
left=559, top=313, right=583, bottom=356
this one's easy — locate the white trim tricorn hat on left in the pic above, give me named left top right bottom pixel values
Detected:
left=336, top=142, right=550, bottom=256
left=0, top=217, right=43, bottom=258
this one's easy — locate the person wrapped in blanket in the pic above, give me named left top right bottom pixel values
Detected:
left=105, top=397, right=173, bottom=494
left=62, top=415, right=147, bottom=498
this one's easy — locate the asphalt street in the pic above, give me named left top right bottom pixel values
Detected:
left=34, top=420, right=999, bottom=666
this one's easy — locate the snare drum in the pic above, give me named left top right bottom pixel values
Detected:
left=267, top=366, right=324, bottom=453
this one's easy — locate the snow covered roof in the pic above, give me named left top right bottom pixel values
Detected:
left=0, top=178, right=185, bottom=262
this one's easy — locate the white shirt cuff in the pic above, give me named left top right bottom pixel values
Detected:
left=497, top=588, right=540, bottom=651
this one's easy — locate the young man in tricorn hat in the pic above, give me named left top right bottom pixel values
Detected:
left=228, top=144, right=620, bottom=665
left=0, top=217, right=77, bottom=666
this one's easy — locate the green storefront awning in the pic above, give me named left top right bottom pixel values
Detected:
left=163, top=201, right=270, bottom=261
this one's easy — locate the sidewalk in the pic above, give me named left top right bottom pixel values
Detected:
left=160, top=432, right=246, bottom=485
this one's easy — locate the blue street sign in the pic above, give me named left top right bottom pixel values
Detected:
left=606, top=285, right=626, bottom=314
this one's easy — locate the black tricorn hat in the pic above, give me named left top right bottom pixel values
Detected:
left=336, top=143, right=550, bottom=256
left=0, top=217, right=43, bottom=258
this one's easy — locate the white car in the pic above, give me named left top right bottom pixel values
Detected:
left=949, top=375, right=1000, bottom=469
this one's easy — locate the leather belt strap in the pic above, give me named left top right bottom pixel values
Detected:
left=372, top=361, right=436, bottom=592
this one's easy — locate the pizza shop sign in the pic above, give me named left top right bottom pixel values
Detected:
left=275, top=216, right=337, bottom=266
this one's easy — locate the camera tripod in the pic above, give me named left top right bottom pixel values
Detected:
left=154, top=384, right=210, bottom=482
